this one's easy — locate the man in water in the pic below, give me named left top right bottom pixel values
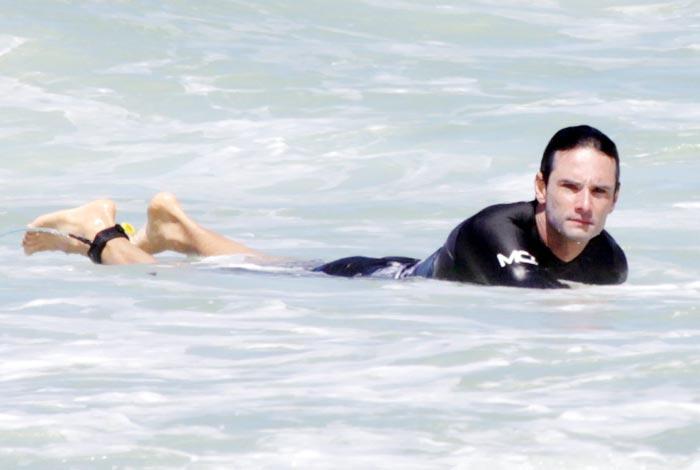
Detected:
left=23, top=124, right=627, bottom=288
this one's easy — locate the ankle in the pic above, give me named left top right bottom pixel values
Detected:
left=88, top=225, right=130, bottom=264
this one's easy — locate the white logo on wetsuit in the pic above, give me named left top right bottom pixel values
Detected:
left=497, top=250, right=539, bottom=268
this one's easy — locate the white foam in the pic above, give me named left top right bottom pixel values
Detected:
left=0, top=35, right=26, bottom=57
left=673, top=201, right=700, bottom=209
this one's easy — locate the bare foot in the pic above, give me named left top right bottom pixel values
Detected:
left=23, top=199, right=116, bottom=256
left=132, top=192, right=192, bottom=254
left=133, top=192, right=260, bottom=257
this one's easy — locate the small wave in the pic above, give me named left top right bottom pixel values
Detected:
left=0, top=35, right=26, bottom=57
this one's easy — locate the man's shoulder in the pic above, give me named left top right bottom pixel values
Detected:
left=590, top=229, right=625, bottom=254
left=473, top=200, right=535, bottom=219
left=579, top=230, right=628, bottom=284
left=449, top=200, right=538, bottom=249
left=592, top=230, right=627, bottom=263
left=461, top=200, right=536, bottom=233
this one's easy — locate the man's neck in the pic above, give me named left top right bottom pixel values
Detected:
left=535, top=203, right=587, bottom=262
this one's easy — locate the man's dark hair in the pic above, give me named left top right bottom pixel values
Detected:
left=540, top=125, right=620, bottom=188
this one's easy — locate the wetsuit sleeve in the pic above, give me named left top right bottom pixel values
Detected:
left=432, top=213, right=566, bottom=288
left=574, top=231, right=628, bottom=285
left=609, top=238, right=628, bottom=284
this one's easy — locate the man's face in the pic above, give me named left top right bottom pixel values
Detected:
left=536, top=146, right=619, bottom=244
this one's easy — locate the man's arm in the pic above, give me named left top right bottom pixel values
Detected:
left=432, top=215, right=566, bottom=288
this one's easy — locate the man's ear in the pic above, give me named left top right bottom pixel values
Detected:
left=535, top=172, right=547, bottom=204
left=611, top=183, right=620, bottom=211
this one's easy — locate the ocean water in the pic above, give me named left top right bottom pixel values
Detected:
left=1, top=1, right=700, bottom=468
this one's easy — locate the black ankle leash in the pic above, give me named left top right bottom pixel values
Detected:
left=72, top=225, right=130, bottom=264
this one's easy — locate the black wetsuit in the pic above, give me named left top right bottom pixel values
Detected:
left=313, top=200, right=628, bottom=288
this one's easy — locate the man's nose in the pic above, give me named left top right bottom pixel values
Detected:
left=576, top=190, right=592, bottom=213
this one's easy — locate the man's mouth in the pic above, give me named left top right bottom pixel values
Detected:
left=569, top=218, right=594, bottom=226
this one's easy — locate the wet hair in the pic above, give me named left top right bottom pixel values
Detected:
left=540, top=125, right=620, bottom=189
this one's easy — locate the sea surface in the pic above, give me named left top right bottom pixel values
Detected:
left=1, top=1, right=700, bottom=469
